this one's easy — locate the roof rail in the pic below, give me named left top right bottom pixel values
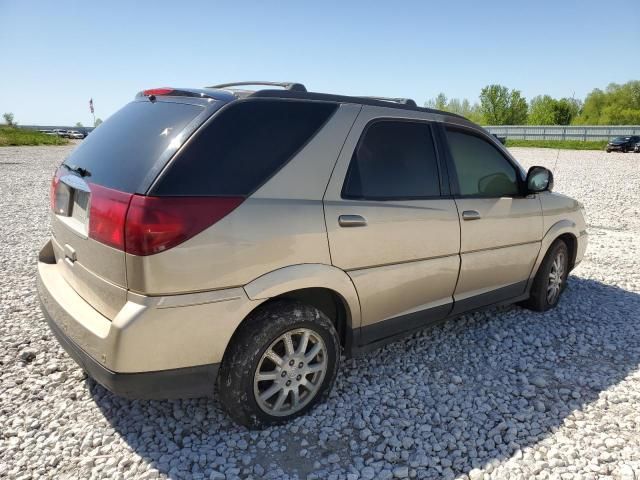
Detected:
left=360, top=96, right=417, bottom=107
left=207, top=81, right=307, bottom=92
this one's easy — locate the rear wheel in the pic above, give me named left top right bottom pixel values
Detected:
left=218, top=300, right=340, bottom=428
left=521, top=239, right=569, bottom=312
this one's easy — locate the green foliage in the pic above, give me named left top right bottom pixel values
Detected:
left=505, top=139, right=608, bottom=150
left=479, top=85, right=528, bottom=125
left=76, top=122, right=83, bottom=128
left=425, top=93, right=484, bottom=124
left=2, top=112, right=16, bottom=127
left=528, top=96, right=581, bottom=125
left=0, top=127, right=69, bottom=146
left=573, top=81, right=640, bottom=125
left=94, top=118, right=103, bottom=127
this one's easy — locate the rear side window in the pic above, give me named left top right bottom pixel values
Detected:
left=62, top=101, right=203, bottom=192
left=153, top=100, right=338, bottom=196
left=342, top=121, right=441, bottom=199
left=445, top=129, right=520, bottom=197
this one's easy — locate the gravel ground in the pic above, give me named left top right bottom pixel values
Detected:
left=1, top=146, right=639, bottom=480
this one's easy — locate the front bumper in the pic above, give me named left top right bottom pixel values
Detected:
left=36, top=239, right=262, bottom=399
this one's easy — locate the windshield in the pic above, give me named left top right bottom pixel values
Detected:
left=63, top=100, right=203, bottom=193
left=612, top=137, right=631, bottom=142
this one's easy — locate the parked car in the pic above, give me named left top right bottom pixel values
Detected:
left=37, top=82, right=588, bottom=427
left=67, top=130, right=86, bottom=139
left=52, top=129, right=70, bottom=138
left=634, top=140, right=640, bottom=153
left=606, top=135, right=640, bottom=153
left=38, top=129, right=57, bottom=136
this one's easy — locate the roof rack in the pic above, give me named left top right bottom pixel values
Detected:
left=360, top=96, right=417, bottom=107
left=207, top=81, right=307, bottom=92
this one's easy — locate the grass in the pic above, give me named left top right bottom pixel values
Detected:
left=0, top=126, right=69, bottom=146
left=505, top=139, right=608, bottom=150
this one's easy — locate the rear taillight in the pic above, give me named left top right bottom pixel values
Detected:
left=50, top=168, right=62, bottom=210
left=87, top=184, right=243, bottom=256
left=88, top=184, right=133, bottom=251
left=124, top=196, right=243, bottom=256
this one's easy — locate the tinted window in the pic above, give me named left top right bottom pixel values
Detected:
left=63, top=101, right=203, bottom=192
left=446, top=129, right=520, bottom=197
left=342, top=121, right=440, bottom=199
left=153, top=100, right=337, bottom=196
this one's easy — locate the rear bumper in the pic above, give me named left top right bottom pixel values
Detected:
left=37, top=238, right=262, bottom=399
left=43, top=306, right=219, bottom=399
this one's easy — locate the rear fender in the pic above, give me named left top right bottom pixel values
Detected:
left=243, top=263, right=361, bottom=329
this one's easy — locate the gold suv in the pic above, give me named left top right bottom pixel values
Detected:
left=37, top=81, right=588, bottom=427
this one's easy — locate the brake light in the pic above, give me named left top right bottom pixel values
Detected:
left=50, top=168, right=62, bottom=211
left=142, top=87, right=174, bottom=96
left=88, top=184, right=133, bottom=251
left=87, top=184, right=243, bottom=256
left=124, top=196, right=243, bottom=256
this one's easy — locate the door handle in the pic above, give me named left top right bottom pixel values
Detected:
left=338, top=215, right=367, bottom=227
left=462, top=210, right=481, bottom=221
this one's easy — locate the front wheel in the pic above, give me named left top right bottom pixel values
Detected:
left=218, top=300, right=340, bottom=428
left=521, top=239, right=569, bottom=312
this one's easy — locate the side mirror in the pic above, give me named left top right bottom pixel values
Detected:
left=526, top=166, right=553, bottom=193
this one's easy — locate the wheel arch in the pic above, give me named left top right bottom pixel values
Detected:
left=226, top=264, right=361, bottom=359
left=528, top=220, right=579, bottom=290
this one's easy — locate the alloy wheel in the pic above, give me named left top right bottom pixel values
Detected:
left=253, top=328, right=328, bottom=417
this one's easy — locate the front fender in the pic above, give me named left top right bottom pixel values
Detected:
left=243, top=264, right=362, bottom=329
left=527, top=219, right=578, bottom=289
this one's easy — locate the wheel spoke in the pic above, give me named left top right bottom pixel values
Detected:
left=259, top=384, right=281, bottom=401
left=290, top=388, right=300, bottom=409
left=256, top=371, right=279, bottom=382
left=272, top=390, right=287, bottom=412
left=284, top=333, right=295, bottom=357
left=306, top=361, right=326, bottom=374
left=265, top=350, right=284, bottom=368
left=305, top=342, right=322, bottom=361
left=297, top=331, right=310, bottom=355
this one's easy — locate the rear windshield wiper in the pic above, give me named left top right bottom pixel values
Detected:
left=62, top=163, right=91, bottom=177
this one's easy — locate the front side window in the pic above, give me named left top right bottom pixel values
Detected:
left=342, top=121, right=440, bottom=199
left=446, top=129, right=520, bottom=197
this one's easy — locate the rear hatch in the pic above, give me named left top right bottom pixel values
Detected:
left=49, top=97, right=212, bottom=319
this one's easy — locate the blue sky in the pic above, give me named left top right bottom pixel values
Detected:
left=1, top=0, right=638, bottom=125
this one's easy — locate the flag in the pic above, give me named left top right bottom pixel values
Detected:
left=89, top=98, right=94, bottom=114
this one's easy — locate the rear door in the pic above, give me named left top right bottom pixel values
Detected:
left=441, top=125, right=543, bottom=313
left=49, top=99, right=207, bottom=319
left=324, top=108, right=460, bottom=344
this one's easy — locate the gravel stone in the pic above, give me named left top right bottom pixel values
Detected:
left=1, top=145, right=640, bottom=479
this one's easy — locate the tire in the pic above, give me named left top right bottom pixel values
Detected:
left=218, top=300, right=340, bottom=428
left=606, top=149, right=611, bottom=153
left=521, top=239, right=569, bottom=312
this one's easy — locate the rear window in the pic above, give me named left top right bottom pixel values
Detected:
left=152, top=100, right=337, bottom=196
left=63, top=101, right=203, bottom=192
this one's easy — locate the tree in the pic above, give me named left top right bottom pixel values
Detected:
left=528, top=95, right=582, bottom=125
left=75, top=122, right=83, bottom=128
left=2, top=112, right=16, bottom=127
left=94, top=118, right=103, bottom=127
left=425, top=95, right=484, bottom=123
left=479, top=84, right=528, bottom=125
left=425, top=92, right=448, bottom=110
left=528, top=95, right=558, bottom=125
left=573, top=81, right=640, bottom=125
